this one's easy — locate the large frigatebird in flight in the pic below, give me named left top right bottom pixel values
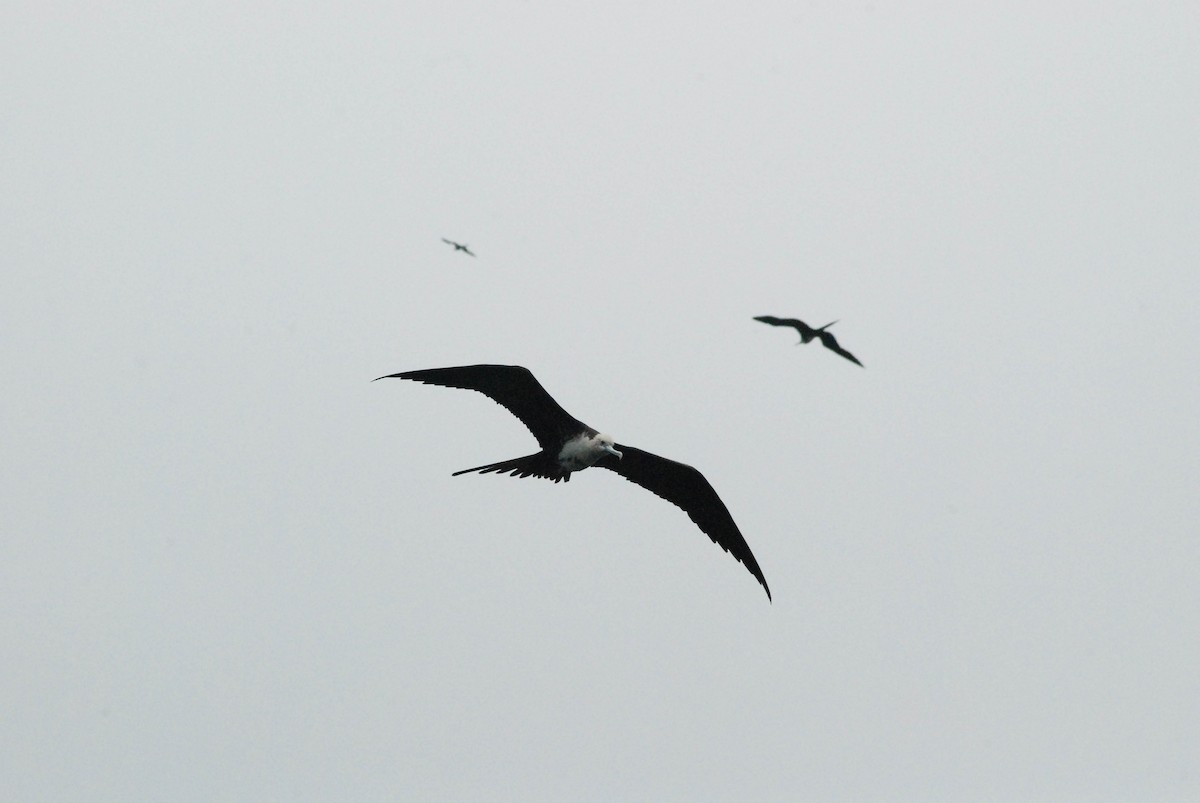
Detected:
left=441, top=238, right=475, bottom=257
left=753, top=315, right=864, bottom=367
left=375, top=364, right=771, bottom=600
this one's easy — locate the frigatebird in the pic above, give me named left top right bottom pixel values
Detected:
left=754, top=315, right=864, bottom=367
left=441, top=238, right=476, bottom=257
left=375, top=364, right=771, bottom=600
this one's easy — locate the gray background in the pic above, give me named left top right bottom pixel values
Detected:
left=4, top=3, right=1198, bottom=800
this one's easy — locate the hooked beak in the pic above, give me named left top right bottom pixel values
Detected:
left=604, top=444, right=623, bottom=459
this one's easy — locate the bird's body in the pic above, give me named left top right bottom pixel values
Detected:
left=754, top=315, right=864, bottom=367
left=376, top=364, right=771, bottom=600
left=441, top=238, right=476, bottom=257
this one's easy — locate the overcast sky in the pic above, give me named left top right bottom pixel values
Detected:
left=4, top=2, right=1199, bottom=800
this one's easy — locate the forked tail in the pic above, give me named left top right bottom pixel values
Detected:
left=451, top=452, right=571, bottom=482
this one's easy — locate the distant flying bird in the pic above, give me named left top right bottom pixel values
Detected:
left=753, top=315, right=864, bottom=367
left=375, top=364, right=771, bottom=600
left=441, top=238, right=476, bottom=257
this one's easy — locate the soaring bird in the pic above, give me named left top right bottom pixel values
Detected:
left=753, top=315, right=864, bottom=367
left=441, top=238, right=476, bottom=257
left=376, top=364, right=771, bottom=600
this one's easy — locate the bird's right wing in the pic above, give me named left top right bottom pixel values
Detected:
left=753, top=315, right=812, bottom=335
left=376, top=365, right=588, bottom=451
left=596, top=446, right=771, bottom=600
left=752, top=315, right=789, bottom=327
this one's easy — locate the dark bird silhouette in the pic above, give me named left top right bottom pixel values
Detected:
left=375, top=364, right=771, bottom=600
left=753, top=315, right=864, bottom=367
left=441, top=238, right=476, bottom=257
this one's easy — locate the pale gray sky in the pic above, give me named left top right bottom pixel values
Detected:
left=3, top=2, right=1198, bottom=800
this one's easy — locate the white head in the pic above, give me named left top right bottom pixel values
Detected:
left=557, top=431, right=623, bottom=471
left=594, top=433, right=623, bottom=460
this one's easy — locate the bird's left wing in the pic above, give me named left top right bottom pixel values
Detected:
left=818, top=332, right=864, bottom=367
left=596, top=446, right=771, bottom=600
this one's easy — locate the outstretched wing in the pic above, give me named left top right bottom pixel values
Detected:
left=817, top=331, right=864, bottom=367
left=441, top=237, right=457, bottom=246
left=375, top=365, right=589, bottom=451
left=596, top=446, right=771, bottom=600
left=753, top=315, right=814, bottom=336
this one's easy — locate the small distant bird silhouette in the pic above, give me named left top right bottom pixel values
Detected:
left=754, top=315, right=864, bottom=367
left=441, top=238, right=476, bottom=257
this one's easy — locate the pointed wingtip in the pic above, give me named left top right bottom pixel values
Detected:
left=737, top=552, right=771, bottom=602
left=754, top=567, right=772, bottom=602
